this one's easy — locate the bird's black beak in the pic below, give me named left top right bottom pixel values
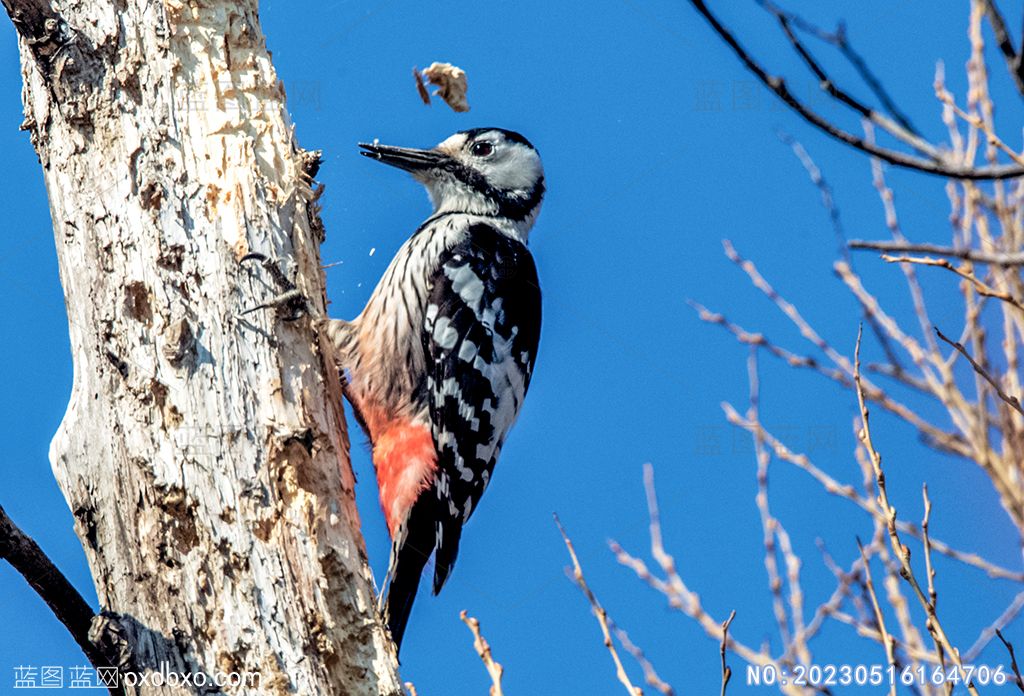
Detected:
left=358, top=142, right=448, bottom=173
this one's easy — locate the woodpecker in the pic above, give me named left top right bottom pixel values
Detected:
left=244, top=128, right=545, bottom=650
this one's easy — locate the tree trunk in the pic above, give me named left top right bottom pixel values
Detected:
left=4, top=1, right=401, bottom=693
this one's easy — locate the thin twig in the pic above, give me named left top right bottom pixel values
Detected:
left=922, top=484, right=948, bottom=677
left=850, top=239, right=1024, bottom=265
left=979, top=0, right=1024, bottom=96
left=720, top=610, right=736, bottom=696
left=779, top=131, right=914, bottom=375
left=854, top=327, right=981, bottom=696
left=881, top=254, right=1024, bottom=312
left=460, top=611, right=504, bottom=696
left=997, top=629, right=1024, bottom=693
left=922, top=486, right=938, bottom=617
left=856, top=537, right=897, bottom=696
left=685, top=0, right=1024, bottom=179
left=748, top=349, right=795, bottom=651
left=829, top=608, right=944, bottom=665
left=766, top=8, right=936, bottom=159
left=935, top=326, right=1024, bottom=416
left=964, top=592, right=1024, bottom=661
left=935, top=80, right=1024, bottom=167
left=724, top=402, right=1024, bottom=581
left=755, top=0, right=920, bottom=134
left=781, top=546, right=864, bottom=663
left=778, top=131, right=848, bottom=260
left=610, top=619, right=676, bottom=696
left=610, top=466, right=813, bottom=696
left=723, top=240, right=855, bottom=374
left=868, top=149, right=944, bottom=361
left=556, top=515, right=642, bottom=696
left=714, top=308, right=966, bottom=456
left=697, top=254, right=971, bottom=457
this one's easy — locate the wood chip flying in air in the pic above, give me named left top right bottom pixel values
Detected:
left=414, top=62, right=470, bottom=113
left=413, top=68, right=431, bottom=105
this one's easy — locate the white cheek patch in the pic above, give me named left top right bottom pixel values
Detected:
left=481, top=148, right=543, bottom=192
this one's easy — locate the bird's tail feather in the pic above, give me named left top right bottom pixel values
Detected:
left=380, top=496, right=436, bottom=651
left=431, top=519, right=463, bottom=595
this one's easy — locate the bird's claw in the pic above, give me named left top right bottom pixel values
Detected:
left=239, top=252, right=309, bottom=321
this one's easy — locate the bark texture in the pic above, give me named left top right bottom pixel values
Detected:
left=7, top=1, right=401, bottom=693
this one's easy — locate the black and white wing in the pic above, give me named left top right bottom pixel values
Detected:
left=423, top=222, right=541, bottom=593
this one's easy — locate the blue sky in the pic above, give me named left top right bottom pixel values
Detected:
left=2, top=1, right=1023, bottom=693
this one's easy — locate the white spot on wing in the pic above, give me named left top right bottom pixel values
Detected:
left=445, top=264, right=485, bottom=312
left=432, top=316, right=459, bottom=349
left=458, top=338, right=478, bottom=362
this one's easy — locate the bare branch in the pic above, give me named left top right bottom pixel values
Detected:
left=868, top=151, right=944, bottom=360
left=854, top=327, right=981, bottom=696
left=685, top=0, right=1024, bottom=179
left=723, top=403, right=1024, bottom=581
left=556, top=515, right=642, bottom=696
left=723, top=240, right=855, bottom=374
left=850, top=240, right=1024, bottom=266
left=611, top=466, right=815, bottom=696
left=696, top=299, right=969, bottom=458
left=763, top=5, right=936, bottom=159
left=720, top=610, right=736, bottom=696
left=745, top=348, right=811, bottom=665
left=460, top=611, right=504, bottom=696
left=783, top=545, right=866, bottom=662
left=610, top=619, right=676, bottom=696
left=775, top=135, right=915, bottom=379
left=756, top=0, right=920, bottom=134
left=778, top=132, right=848, bottom=260
left=964, top=592, right=1024, bottom=661
left=856, top=538, right=897, bottom=696
left=935, top=80, right=1024, bottom=166
left=979, top=0, right=1024, bottom=96
left=935, top=326, right=1024, bottom=416
left=701, top=242, right=973, bottom=456
left=997, top=629, right=1024, bottom=693
left=920, top=484, right=948, bottom=675
left=881, top=254, right=1024, bottom=312
left=0, top=503, right=121, bottom=695
left=921, top=486, right=938, bottom=616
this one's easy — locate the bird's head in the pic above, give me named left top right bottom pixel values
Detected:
left=359, top=128, right=545, bottom=238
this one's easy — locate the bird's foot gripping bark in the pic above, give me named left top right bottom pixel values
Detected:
left=239, top=252, right=309, bottom=321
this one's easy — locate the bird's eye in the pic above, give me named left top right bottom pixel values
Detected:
left=471, top=141, right=494, bottom=157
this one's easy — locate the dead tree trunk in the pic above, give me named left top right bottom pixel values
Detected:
left=2, top=1, right=401, bottom=693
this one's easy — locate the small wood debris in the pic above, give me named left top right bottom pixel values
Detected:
left=413, top=67, right=431, bottom=105
left=415, top=62, right=470, bottom=112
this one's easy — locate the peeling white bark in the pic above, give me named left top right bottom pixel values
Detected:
left=8, top=1, right=401, bottom=693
